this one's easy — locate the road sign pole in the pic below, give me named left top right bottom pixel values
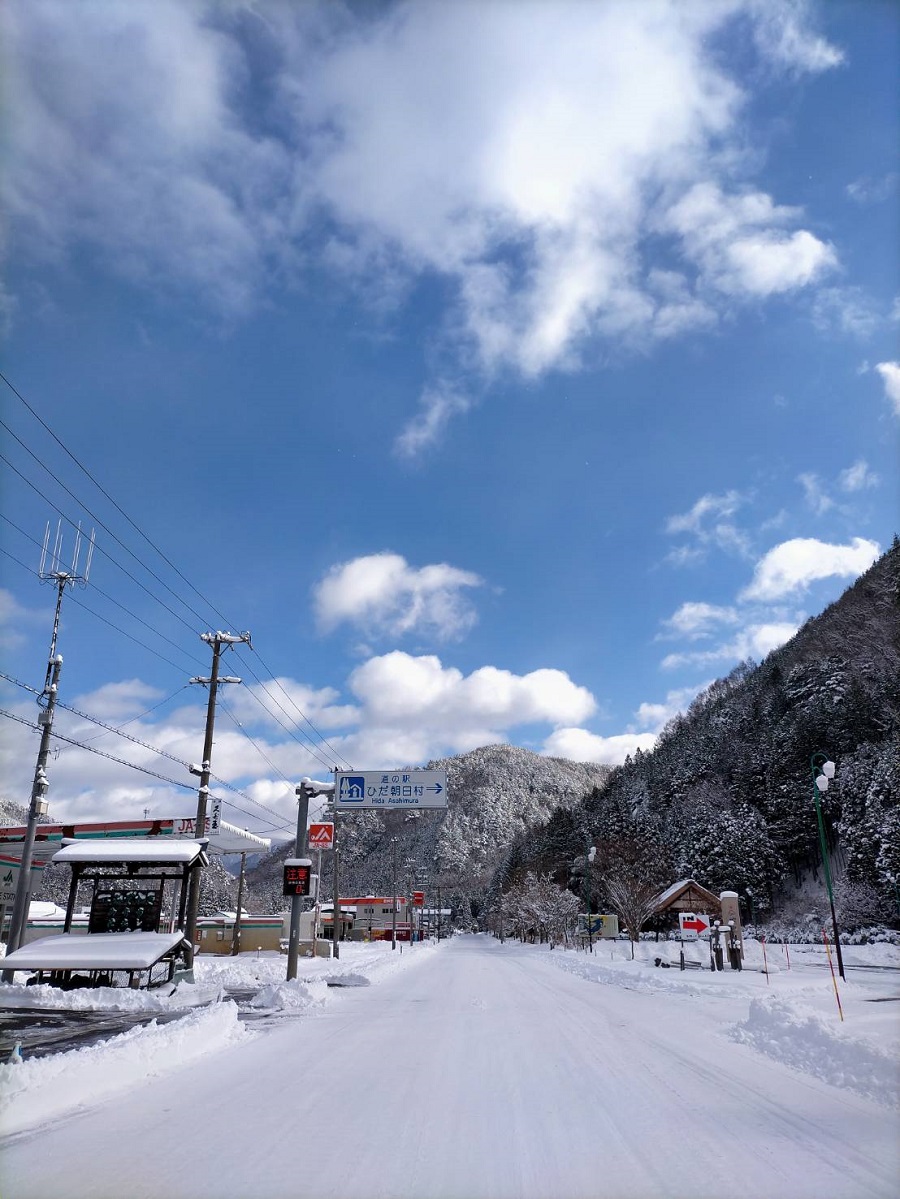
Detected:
left=286, top=782, right=310, bottom=981
left=332, top=821, right=340, bottom=961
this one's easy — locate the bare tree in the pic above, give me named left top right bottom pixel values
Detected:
left=604, top=874, right=661, bottom=959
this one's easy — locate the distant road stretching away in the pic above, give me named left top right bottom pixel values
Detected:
left=2, top=935, right=897, bottom=1199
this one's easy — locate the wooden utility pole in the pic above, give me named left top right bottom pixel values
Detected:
left=231, top=852, right=247, bottom=956
left=183, top=630, right=250, bottom=965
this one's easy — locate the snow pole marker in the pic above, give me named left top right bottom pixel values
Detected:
left=782, top=940, right=791, bottom=970
left=760, top=934, right=769, bottom=984
left=822, top=928, right=844, bottom=1022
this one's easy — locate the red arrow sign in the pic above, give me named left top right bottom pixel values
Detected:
left=681, top=915, right=710, bottom=933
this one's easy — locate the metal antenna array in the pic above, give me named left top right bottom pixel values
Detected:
left=1, top=522, right=96, bottom=974
left=40, top=519, right=95, bottom=584
left=37, top=521, right=95, bottom=691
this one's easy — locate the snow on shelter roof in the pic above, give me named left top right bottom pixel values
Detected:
left=1, top=931, right=186, bottom=971
left=53, top=838, right=206, bottom=864
left=0, top=818, right=270, bottom=864
left=653, top=879, right=719, bottom=911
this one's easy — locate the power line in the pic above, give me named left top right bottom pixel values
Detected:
left=0, top=672, right=296, bottom=829
left=1, top=513, right=207, bottom=671
left=217, top=697, right=298, bottom=789
left=1, top=369, right=351, bottom=774
left=0, top=707, right=292, bottom=834
left=229, top=664, right=338, bottom=775
left=239, top=644, right=354, bottom=770
left=1, top=368, right=235, bottom=628
left=0, top=452, right=210, bottom=635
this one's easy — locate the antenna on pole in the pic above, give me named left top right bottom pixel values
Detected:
left=2, top=521, right=96, bottom=972
left=40, top=520, right=95, bottom=587
left=37, top=522, right=95, bottom=682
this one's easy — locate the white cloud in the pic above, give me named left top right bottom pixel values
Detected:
left=846, top=173, right=898, bottom=205
left=747, top=0, right=844, bottom=73
left=543, top=727, right=656, bottom=767
left=812, top=286, right=883, bottom=339
left=226, top=678, right=358, bottom=733
left=797, top=471, right=834, bottom=515
left=394, top=384, right=471, bottom=459
left=349, top=652, right=596, bottom=734
left=0, top=588, right=32, bottom=651
left=661, top=620, right=800, bottom=670
left=660, top=602, right=740, bottom=640
left=740, top=536, right=881, bottom=602
left=3, top=1, right=846, bottom=448
left=313, top=552, right=483, bottom=641
left=634, top=685, right=709, bottom=734
left=664, top=490, right=751, bottom=562
left=666, top=491, right=743, bottom=536
left=838, top=460, right=879, bottom=493
left=661, top=183, right=836, bottom=298
left=874, top=362, right=900, bottom=416
left=70, top=680, right=164, bottom=722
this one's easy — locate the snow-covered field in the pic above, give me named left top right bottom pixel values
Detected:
left=1, top=934, right=897, bottom=1199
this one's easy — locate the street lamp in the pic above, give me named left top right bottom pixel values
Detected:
left=585, top=844, right=597, bottom=952
left=810, top=753, right=845, bottom=981
left=390, top=837, right=398, bottom=950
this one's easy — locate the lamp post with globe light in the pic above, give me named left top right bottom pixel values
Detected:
left=811, top=753, right=845, bottom=981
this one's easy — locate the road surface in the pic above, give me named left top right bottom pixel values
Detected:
left=1, top=934, right=897, bottom=1199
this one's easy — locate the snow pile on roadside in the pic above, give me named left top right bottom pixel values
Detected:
left=249, top=978, right=328, bottom=1011
left=730, top=994, right=900, bottom=1107
left=0, top=1001, right=250, bottom=1138
left=0, top=979, right=223, bottom=1013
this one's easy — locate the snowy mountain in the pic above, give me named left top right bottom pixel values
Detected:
left=509, top=540, right=900, bottom=931
left=244, top=743, right=610, bottom=920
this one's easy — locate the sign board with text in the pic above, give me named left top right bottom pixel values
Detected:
left=1, top=857, right=47, bottom=906
left=308, top=822, right=334, bottom=850
left=335, top=770, right=447, bottom=809
left=283, top=858, right=312, bottom=897
left=412, top=890, right=425, bottom=905
left=679, top=911, right=712, bottom=940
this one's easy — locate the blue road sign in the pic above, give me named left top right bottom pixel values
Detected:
left=334, top=770, right=448, bottom=809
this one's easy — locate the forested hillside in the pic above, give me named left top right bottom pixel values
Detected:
left=244, top=744, right=610, bottom=921
left=499, top=540, right=900, bottom=930
left=7, top=544, right=897, bottom=933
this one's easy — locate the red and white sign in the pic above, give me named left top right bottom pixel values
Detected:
left=679, top=911, right=711, bottom=939
left=308, top=822, right=334, bottom=849
left=412, top=890, right=425, bottom=905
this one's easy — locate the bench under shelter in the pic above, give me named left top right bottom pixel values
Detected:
left=1, top=838, right=207, bottom=990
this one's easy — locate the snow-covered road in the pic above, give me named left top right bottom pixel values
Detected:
left=2, top=934, right=897, bottom=1199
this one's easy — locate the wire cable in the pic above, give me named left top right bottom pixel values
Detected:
left=1, top=513, right=207, bottom=671
left=1, top=369, right=235, bottom=628
left=238, top=644, right=353, bottom=770
left=0, top=707, right=292, bottom=833
left=229, top=666, right=337, bottom=775
left=0, top=671, right=295, bottom=828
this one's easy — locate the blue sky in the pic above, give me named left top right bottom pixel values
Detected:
left=1, top=0, right=897, bottom=841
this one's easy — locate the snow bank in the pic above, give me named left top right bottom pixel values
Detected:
left=730, top=994, right=900, bottom=1107
left=249, top=979, right=328, bottom=1011
left=0, top=979, right=222, bottom=1013
left=0, top=1001, right=250, bottom=1138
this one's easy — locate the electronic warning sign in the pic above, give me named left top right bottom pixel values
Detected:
left=283, top=859, right=312, bottom=897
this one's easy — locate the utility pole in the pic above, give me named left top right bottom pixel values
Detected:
left=3, top=523, right=93, bottom=980
left=183, top=630, right=250, bottom=965
left=286, top=777, right=334, bottom=980
left=231, top=851, right=247, bottom=956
